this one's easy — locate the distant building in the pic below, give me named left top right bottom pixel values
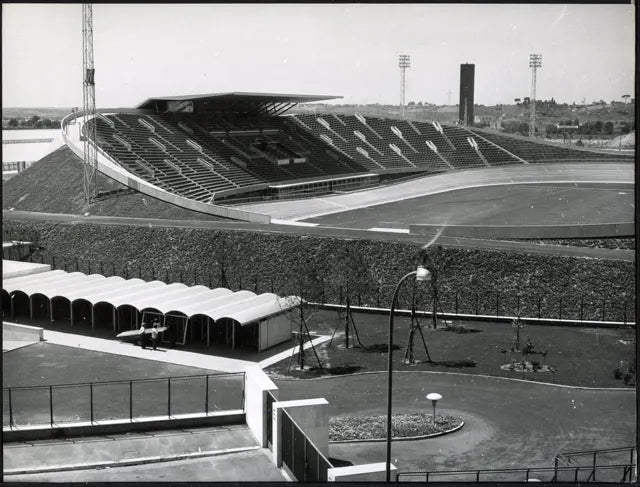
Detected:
left=459, top=64, right=475, bottom=126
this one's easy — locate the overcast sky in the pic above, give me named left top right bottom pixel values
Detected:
left=2, top=3, right=635, bottom=108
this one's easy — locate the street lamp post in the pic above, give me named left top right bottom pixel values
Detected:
left=386, top=265, right=430, bottom=481
left=426, top=392, right=442, bottom=421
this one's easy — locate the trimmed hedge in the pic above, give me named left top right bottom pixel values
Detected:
left=3, top=218, right=635, bottom=322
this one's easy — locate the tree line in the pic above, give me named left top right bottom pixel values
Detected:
left=5, top=116, right=61, bottom=129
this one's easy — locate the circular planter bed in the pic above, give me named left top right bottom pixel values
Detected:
left=329, top=413, right=463, bottom=443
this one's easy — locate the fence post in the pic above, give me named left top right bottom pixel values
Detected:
left=52, top=255, right=56, bottom=269
left=455, top=293, right=459, bottom=315
left=602, top=297, right=606, bottom=322
left=554, top=457, right=558, bottom=481
left=205, top=376, right=209, bottom=415
left=496, top=293, right=500, bottom=317
left=152, top=266, right=156, bottom=281
left=124, top=266, right=129, bottom=279
left=167, top=378, right=171, bottom=418
left=516, top=295, right=520, bottom=318
left=90, top=383, right=94, bottom=423
left=376, top=287, right=380, bottom=308
left=8, top=388, right=13, bottom=429
left=88, top=260, right=91, bottom=274
left=179, top=270, right=183, bottom=283
left=129, top=380, right=133, bottom=422
left=49, top=385, right=54, bottom=427
left=100, top=261, right=104, bottom=275
left=592, top=451, right=597, bottom=482
left=75, top=257, right=79, bottom=272
left=525, top=469, right=530, bottom=482
left=112, top=262, right=116, bottom=276
left=580, top=295, right=584, bottom=321
left=254, top=276, right=258, bottom=294
left=239, top=275, right=243, bottom=290
left=537, top=296, right=542, bottom=319
left=165, top=269, right=169, bottom=283
left=270, top=278, right=274, bottom=293
left=339, top=286, right=343, bottom=306
left=475, top=293, right=479, bottom=315
left=358, top=293, right=362, bottom=307
left=139, top=264, right=142, bottom=279
left=559, top=297, right=563, bottom=320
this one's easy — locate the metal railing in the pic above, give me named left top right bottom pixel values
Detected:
left=3, top=372, right=245, bottom=429
left=397, top=464, right=635, bottom=483
left=281, top=407, right=333, bottom=482
left=555, top=445, right=637, bottom=482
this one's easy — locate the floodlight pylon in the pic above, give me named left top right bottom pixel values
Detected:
left=82, top=3, right=98, bottom=204
left=399, top=55, right=411, bottom=119
left=529, top=54, right=542, bottom=138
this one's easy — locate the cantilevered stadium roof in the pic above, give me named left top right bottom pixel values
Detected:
left=2, top=270, right=300, bottom=325
left=137, top=92, right=341, bottom=116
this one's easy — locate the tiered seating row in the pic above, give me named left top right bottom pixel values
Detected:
left=467, top=129, right=632, bottom=163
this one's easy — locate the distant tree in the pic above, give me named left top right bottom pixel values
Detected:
left=40, top=118, right=53, bottom=128
left=28, top=115, right=40, bottom=126
left=620, top=122, right=630, bottom=135
left=8, top=118, right=18, bottom=127
left=594, top=120, right=603, bottom=133
left=604, top=121, right=614, bottom=135
left=408, top=101, right=415, bottom=107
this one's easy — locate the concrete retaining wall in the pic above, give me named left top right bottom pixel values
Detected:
left=2, top=322, right=44, bottom=342
left=410, top=222, right=635, bottom=239
left=3, top=412, right=244, bottom=442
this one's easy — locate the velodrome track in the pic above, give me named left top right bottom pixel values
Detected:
left=236, top=162, right=634, bottom=222
left=4, top=210, right=634, bottom=262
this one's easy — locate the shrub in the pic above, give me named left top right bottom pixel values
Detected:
left=613, top=367, right=623, bottom=379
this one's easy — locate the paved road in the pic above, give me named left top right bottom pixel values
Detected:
left=275, top=371, right=635, bottom=473
left=4, top=210, right=634, bottom=261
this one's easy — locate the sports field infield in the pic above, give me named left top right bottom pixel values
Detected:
left=304, top=183, right=634, bottom=229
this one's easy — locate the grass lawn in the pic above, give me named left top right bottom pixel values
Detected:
left=266, top=309, right=636, bottom=388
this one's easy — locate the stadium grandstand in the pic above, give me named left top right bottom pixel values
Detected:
left=56, top=91, right=632, bottom=222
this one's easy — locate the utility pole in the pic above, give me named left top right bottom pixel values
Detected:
left=82, top=4, right=98, bottom=204
left=447, top=89, right=452, bottom=106
left=398, top=55, right=410, bottom=119
left=529, top=53, right=542, bottom=138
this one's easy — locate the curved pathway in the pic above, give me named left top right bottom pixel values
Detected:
left=274, top=371, right=635, bottom=473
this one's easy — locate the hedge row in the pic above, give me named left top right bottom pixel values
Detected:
left=3, top=219, right=635, bottom=322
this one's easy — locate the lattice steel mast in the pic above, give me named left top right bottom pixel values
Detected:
left=398, top=55, right=410, bottom=119
left=529, top=53, right=542, bottom=138
left=82, top=4, right=98, bottom=204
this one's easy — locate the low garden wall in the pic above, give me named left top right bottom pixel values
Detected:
left=3, top=218, right=635, bottom=322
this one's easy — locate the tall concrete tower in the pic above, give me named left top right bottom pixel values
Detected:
left=459, top=63, right=475, bottom=126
